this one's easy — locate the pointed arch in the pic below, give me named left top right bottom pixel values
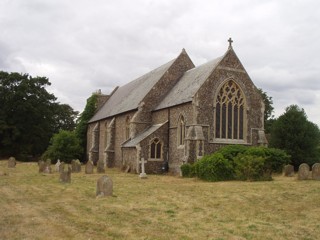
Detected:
left=177, top=114, right=185, bottom=146
left=214, top=80, right=246, bottom=141
left=149, top=138, right=162, bottom=160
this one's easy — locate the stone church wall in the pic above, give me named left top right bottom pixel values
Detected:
left=168, top=103, right=193, bottom=173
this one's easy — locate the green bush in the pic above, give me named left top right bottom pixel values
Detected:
left=215, top=145, right=248, bottom=163
left=194, top=153, right=234, bottom=182
left=180, top=163, right=196, bottom=178
left=234, top=154, right=271, bottom=181
left=244, top=147, right=290, bottom=173
left=42, top=130, right=82, bottom=163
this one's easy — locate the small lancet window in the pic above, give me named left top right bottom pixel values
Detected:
left=125, top=116, right=130, bottom=140
left=177, top=115, right=185, bottom=146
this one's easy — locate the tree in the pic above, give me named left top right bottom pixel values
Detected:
left=0, top=71, right=78, bottom=159
left=258, top=88, right=274, bottom=133
left=52, top=103, right=79, bottom=132
left=75, top=93, right=98, bottom=162
left=42, top=130, right=82, bottom=163
left=269, top=105, right=320, bottom=169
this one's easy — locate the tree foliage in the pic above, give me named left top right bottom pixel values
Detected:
left=0, top=71, right=78, bottom=159
left=42, top=130, right=82, bottom=163
left=269, top=105, right=320, bottom=169
left=258, top=88, right=275, bottom=133
left=75, top=93, right=98, bottom=161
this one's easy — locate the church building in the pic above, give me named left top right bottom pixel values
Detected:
left=87, top=39, right=267, bottom=174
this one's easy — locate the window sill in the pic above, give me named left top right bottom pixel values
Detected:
left=148, top=158, right=163, bottom=162
left=210, top=139, right=248, bottom=145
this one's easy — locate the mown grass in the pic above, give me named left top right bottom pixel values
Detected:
left=0, top=160, right=319, bottom=240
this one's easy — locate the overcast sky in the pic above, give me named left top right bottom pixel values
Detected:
left=1, top=0, right=319, bottom=126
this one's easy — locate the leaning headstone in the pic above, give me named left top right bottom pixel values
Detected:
left=97, top=159, right=105, bottom=173
left=60, top=166, right=71, bottom=183
left=55, top=159, right=61, bottom=172
left=96, top=175, right=113, bottom=197
left=283, top=164, right=294, bottom=177
left=85, top=160, right=94, bottom=174
left=297, top=163, right=310, bottom=180
left=71, top=159, right=81, bottom=173
left=7, top=157, right=16, bottom=168
left=312, top=163, right=320, bottom=180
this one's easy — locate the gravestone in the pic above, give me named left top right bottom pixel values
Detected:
left=312, top=163, right=320, bottom=180
left=59, top=162, right=65, bottom=173
left=139, top=157, right=147, bottom=179
left=38, top=161, right=46, bottom=173
left=55, top=159, right=61, bottom=172
left=60, top=166, right=71, bottom=183
left=97, top=159, right=105, bottom=173
left=85, top=160, right=94, bottom=174
left=7, top=157, right=16, bottom=168
left=297, top=163, right=310, bottom=180
left=283, top=164, right=294, bottom=177
left=44, top=159, right=52, bottom=173
left=71, top=159, right=81, bottom=173
left=96, top=175, right=113, bottom=197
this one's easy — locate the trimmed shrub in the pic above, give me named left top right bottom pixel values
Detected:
left=234, top=154, right=271, bottom=181
left=215, top=145, right=248, bottom=162
left=181, top=163, right=196, bottom=178
left=194, top=153, right=234, bottom=182
left=244, top=147, right=290, bottom=173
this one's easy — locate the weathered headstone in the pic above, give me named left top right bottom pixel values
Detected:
left=283, top=164, right=294, bottom=177
left=139, top=157, right=147, bottom=179
left=297, top=163, right=310, bottom=180
left=85, top=160, right=94, bottom=174
left=97, top=159, right=105, bottom=173
left=312, top=163, right=320, bottom=180
left=55, top=159, right=61, bottom=172
left=7, top=157, right=16, bottom=168
left=59, top=162, right=65, bottom=173
left=44, top=159, right=52, bottom=173
left=38, top=160, right=46, bottom=173
left=71, top=159, right=81, bottom=173
left=60, top=166, right=71, bottom=183
left=96, top=175, right=113, bottom=197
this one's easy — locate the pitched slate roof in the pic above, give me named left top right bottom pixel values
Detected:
left=154, top=56, right=223, bottom=110
left=122, top=122, right=167, bottom=147
left=88, top=58, right=176, bottom=123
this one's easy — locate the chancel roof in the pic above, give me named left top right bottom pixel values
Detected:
left=89, top=58, right=176, bottom=123
left=154, top=56, right=222, bottom=110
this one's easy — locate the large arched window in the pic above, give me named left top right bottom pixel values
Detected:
left=150, top=138, right=162, bottom=160
left=215, top=80, right=246, bottom=140
left=177, top=115, right=185, bottom=146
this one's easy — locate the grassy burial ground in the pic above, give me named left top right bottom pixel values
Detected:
left=0, top=160, right=319, bottom=240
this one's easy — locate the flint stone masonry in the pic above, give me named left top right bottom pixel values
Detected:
left=8, top=157, right=16, bottom=168
left=60, top=166, right=71, bottom=183
left=312, top=163, right=320, bottom=180
left=297, top=163, right=310, bottom=180
left=283, top=164, right=294, bottom=177
left=96, top=175, right=113, bottom=197
left=85, top=160, right=94, bottom=174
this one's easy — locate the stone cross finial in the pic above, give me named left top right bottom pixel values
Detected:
left=228, top=37, right=233, bottom=48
